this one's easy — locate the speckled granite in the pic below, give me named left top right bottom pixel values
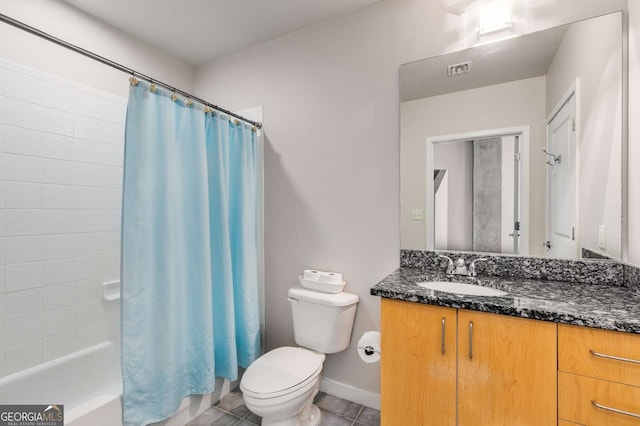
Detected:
left=582, top=247, right=618, bottom=260
left=400, top=249, right=625, bottom=286
left=370, top=267, right=640, bottom=334
left=625, top=263, right=640, bottom=294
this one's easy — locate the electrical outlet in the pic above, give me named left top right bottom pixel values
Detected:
left=411, top=209, right=423, bottom=220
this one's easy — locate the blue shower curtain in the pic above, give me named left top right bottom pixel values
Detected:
left=121, top=82, right=260, bottom=426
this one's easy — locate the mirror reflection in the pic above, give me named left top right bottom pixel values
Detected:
left=400, top=12, right=622, bottom=260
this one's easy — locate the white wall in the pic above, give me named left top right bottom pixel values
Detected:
left=628, top=0, right=640, bottom=265
left=545, top=12, right=622, bottom=259
left=401, top=77, right=546, bottom=254
left=193, top=0, right=626, bottom=402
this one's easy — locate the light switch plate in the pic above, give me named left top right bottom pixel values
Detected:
left=411, top=209, right=423, bottom=220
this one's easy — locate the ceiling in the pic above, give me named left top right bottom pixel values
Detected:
left=63, top=0, right=382, bottom=66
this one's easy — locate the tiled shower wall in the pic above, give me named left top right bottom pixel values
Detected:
left=0, top=58, right=126, bottom=377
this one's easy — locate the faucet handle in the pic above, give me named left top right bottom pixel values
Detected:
left=468, top=258, right=488, bottom=277
left=437, top=254, right=455, bottom=274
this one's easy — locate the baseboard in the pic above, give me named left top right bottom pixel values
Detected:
left=319, top=377, right=380, bottom=410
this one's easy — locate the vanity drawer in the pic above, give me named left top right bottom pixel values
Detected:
left=559, top=372, right=640, bottom=425
left=558, top=324, right=640, bottom=386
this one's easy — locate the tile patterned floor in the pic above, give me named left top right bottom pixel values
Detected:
left=186, top=389, right=380, bottom=426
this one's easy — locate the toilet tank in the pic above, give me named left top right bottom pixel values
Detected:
left=288, top=285, right=359, bottom=354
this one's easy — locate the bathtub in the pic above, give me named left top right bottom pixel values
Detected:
left=0, top=340, right=235, bottom=426
left=0, top=340, right=123, bottom=426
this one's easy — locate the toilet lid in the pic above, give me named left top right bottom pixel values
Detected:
left=241, top=347, right=324, bottom=398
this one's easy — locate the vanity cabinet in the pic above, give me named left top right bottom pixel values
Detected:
left=380, top=298, right=557, bottom=425
left=558, top=324, right=640, bottom=425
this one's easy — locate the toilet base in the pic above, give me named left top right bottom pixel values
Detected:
left=261, top=403, right=321, bottom=426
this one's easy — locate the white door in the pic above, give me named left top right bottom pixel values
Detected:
left=546, top=93, right=577, bottom=258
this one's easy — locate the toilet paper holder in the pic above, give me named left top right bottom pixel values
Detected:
left=358, top=345, right=381, bottom=356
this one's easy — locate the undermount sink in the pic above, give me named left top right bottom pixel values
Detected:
left=417, top=281, right=509, bottom=297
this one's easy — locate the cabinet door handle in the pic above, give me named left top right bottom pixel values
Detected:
left=591, top=400, right=640, bottom=419
left=590, top=349, right=640, bottom=365
left=468, top=321, right=474, bottom=360
left=441, top=317, right=446, bottom=354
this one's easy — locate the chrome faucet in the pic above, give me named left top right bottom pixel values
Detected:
left=468, top=258, right=487, bottom=277
left=438, top=255, right=487, bottom=277
left=438, top=255, right=468, bottom=276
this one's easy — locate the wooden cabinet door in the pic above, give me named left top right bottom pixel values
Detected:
left=381, top=299, right=456, bottom=426
left=457, top=310, right=557, bottom=426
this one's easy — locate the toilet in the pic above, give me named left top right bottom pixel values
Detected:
left=240, top=284, right=359, bottom=426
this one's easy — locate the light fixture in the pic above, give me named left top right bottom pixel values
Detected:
left=462, top=0, right=520, bottom=45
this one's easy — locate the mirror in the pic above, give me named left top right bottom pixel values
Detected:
left=400, top=12, right=623, bottom=260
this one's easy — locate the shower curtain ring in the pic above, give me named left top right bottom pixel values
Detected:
left=171, top=92, right=178, bottom=102
left=129, top=72, right=139, bottom=86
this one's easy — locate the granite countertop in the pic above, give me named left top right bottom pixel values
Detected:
left=370, top=267, right=640, bottom=334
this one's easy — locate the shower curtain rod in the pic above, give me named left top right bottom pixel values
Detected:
left=0, top=13, right=262, bottom=129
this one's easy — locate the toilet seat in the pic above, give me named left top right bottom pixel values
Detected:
left=241, top=347, right=325, bottom=400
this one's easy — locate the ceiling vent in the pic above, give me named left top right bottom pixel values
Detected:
left=447, top=61, right=471, bottom=76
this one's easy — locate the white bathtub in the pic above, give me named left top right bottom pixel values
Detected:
left=0, top=340, right=123, bottom=426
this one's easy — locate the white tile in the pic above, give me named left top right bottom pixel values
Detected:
left=43, top=107, right=74, bottom=136
left=73, top=163, right=102, bottom=187
left=0, top=267, right=5, bottom=294
left=0, top=294, right=5, bottom=325
left=42, top=158, right=74, bottom=185
left=42, top=184, right=75, bottom=209
left=75, top=232, right=101, bottom=257
left=0, top=183, right=4, bottom=209
left=42, top=133, right=75, bottom=161
left=101, top=98, right=126, bottom=124
left=41, top=82, right=74, bottom=112
left=74, top=300, right=102, bottom=327
left=43, top=330, right=74, bottom=361
left=5, top=210, right=43, bottom=236
left=101, top=144, right=124, bottom=167
left=74, top=323, right=102, bottom=351
left=74, top=115, right=101, bottom=141
left=0, top=238, right=4, bottom=267
left=5, top=236, right=42, bottom=265
left=42, top=210, right=75, bottom=234
left=0, top=66, right=4, bottom=95
left=101, top=253, right=120, bottom=277
left=100, top=166, right=123, bottom=188
left=4, top=125, right=43, bottom=156
left=0, top=123, right=5, bottom=151
left=103, top=302, right=120, bottom=341
left=0, top=350, right=4, bottom=377
left=0, top=211, right=4, bottom=237
left=5, top=262, right=43, bottom=292
left=74, top=138, right=103, bottom=164
left=4, top=69, right=42, bottom=104
left=43, top=307, right=74, bottom=337
left=101, top=210, right=120, bottom=232
left=5, top=340, right=42, bottom=375
left=101, top=231, right=120, bottom=254
left=74, top=91, right=101, bottom=119
left=5, top=314, right=42, bottom=348
left=75, top=255, right=101, bottom=280
left=75, top=186, right=102, bottom=210
left=100, top=121, right=124, bottom=145
left=75, top=278, right=100, bottom=303
left=42, top=234, right=74, bottom=260
left=74, top=210, right=101, bottom=233
left=5, top=182, right=42, bottom=209
left=42, top=282, right=74, bottom=311
left=4, top=98, right=43, bottom=131
left=5, top=154, right=43, bottom=183
left=42, top=258, right=75, bottom=285
left=5, top=288, right=42, bottom=320
left=101, top=187, right=122, bottom=211
left=0, top=153, right=4, bottom=181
